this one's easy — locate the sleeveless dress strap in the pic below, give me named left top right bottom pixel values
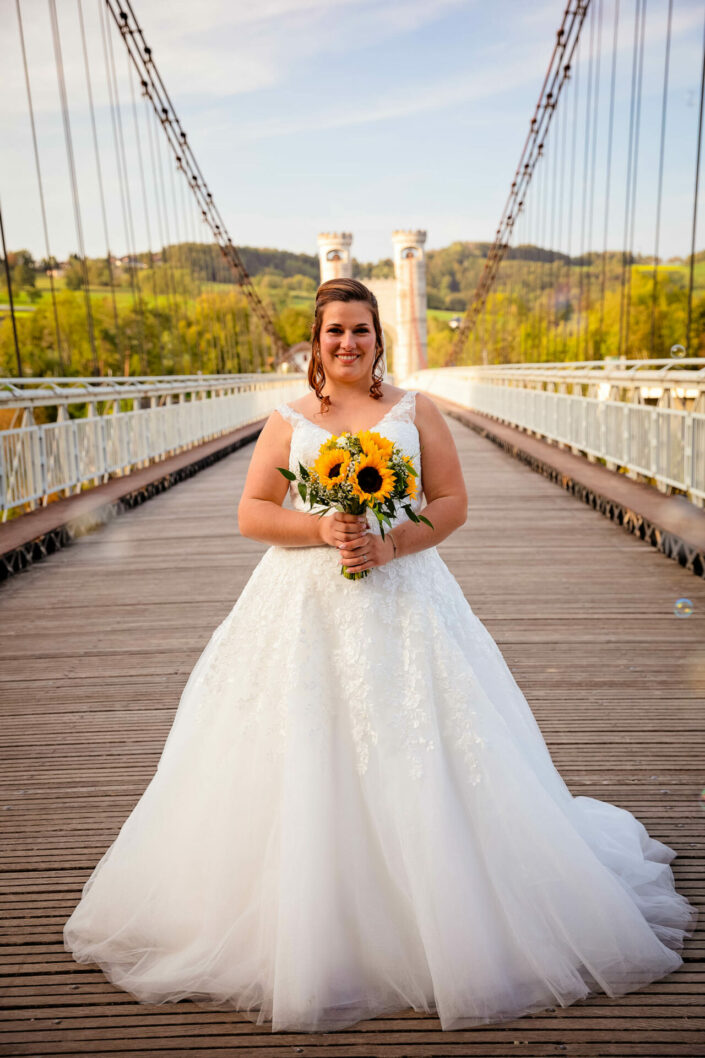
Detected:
left=274, top=403, right=302, bottom=427
left=384, top=388, right=418, bottom=424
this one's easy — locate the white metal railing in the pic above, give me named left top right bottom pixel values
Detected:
left=0, top=374, right=308, bottom=517
left=404, top=367, right=705, bottom=505
left=4, top=363, right=704, bottom=516
left=0, top=374, right=289, bottom=410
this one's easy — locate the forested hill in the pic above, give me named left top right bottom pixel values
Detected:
left=2, top=238, right=702, bottom=377
left=201, top=240, right=704, bottom=315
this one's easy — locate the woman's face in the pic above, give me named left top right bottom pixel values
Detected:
left=318, top=300, right=377, bottom=385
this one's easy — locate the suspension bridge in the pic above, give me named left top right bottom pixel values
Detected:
left=1, top=0, right=704, bottom=1055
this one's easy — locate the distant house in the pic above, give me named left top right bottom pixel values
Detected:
left=117, top=255, right=147, bottom=269
left=281, top=341, right=310, bottom=373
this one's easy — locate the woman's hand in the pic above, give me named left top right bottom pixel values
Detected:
left=318, top=511, right=395, bottom=573
left=317, top=510, right=365, bottom=549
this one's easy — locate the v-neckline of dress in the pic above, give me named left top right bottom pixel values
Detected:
left=286, top=390, right=412, bottom=438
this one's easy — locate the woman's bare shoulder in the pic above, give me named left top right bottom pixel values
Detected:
left=266, top=404, right=295, bottom=436
left=414, top=390, right=443, bottom=419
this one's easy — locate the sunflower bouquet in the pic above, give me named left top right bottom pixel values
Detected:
left=278, top=429, right=433, bottom=580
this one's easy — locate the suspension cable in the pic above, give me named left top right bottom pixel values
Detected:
left=106, top=0, right=284, bottom=360
left=103, top=2, right=148, bottom=371
left=618, top=0, right=643, bottom=357
left=447, top=0, right=592, bottom=365
left=580, top=0, right=597, bottom=359
left=577, top=5, right=595, bottom=360
left=98, top=0, right=141, bottom=372
left=48, top=0, right=98, bottom=374
left=650, top=0, right=672, bottom=356
left=78, top=0, right=119, bottom=373
left=129, top=54, right=167, bottom=373
left=0, top=199, right=23, bottom=377
left=686, top=4, right=705, bottom=354
left=567, top=41, right=580, bottom=357
left=16, top=0, right=65, bottom=372
left=623, top=0, right=647, bottom=357
left=600, top=0, right=619, bottom=341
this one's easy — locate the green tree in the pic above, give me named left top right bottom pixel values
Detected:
left=64, top=254, right=86, bottom=291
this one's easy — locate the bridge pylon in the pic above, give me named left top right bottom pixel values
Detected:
left=392, top=230, right=428, bottom=381
left=317, top=233, right=353, bottom=282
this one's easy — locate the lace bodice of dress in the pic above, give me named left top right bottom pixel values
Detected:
left=275, top=389, right=423, bottom=533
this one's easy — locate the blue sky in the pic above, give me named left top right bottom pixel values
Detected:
left=3, top=0, right=704, bottom=264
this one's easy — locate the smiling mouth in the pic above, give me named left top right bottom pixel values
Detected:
left=336, top=354, right=360, bottom=362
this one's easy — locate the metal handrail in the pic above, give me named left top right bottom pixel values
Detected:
left=0, top=374, right=282, bottom=409
left=405, top=367, right=705, bottom=506
left=0, top=374, right=307, bottom=517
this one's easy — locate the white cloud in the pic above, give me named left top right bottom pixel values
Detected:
left=3, top=0, right=474, bottom=120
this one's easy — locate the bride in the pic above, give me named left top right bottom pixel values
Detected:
left=63, top=277, right=698, bottom=1033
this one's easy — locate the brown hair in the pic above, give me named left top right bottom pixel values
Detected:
left=308, top=277, right=385, bottom=413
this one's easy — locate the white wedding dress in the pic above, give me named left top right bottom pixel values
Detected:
left=63, top=388, right=698, bottom=1032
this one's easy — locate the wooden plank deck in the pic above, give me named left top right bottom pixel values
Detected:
left=1, top=412, right=703, bottom=1057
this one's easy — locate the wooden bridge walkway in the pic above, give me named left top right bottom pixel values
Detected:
left=1, top=411, right=703, bottom=1057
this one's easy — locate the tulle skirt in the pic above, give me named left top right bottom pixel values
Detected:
left=63, top=541, right=698, bottom=1031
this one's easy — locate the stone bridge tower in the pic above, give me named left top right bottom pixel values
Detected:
left=392, top=230, right=428, bottom=381
left=317, top=233, right=353, bottom=282
left=316, top=229, right=428, bottom=382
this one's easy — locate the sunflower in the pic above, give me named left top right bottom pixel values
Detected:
left=358, top=429, right=394, bottom=460
left=351, top=450, right=396, bottom=503
left=314, top=448, right=351, bottom=487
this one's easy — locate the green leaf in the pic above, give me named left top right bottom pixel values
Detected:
left=404, top=506, right=420, bottom=523
left=277, top=467, right=296, bottom=480
left=298, top=461, right=310, bottom=481
left=407, top=465, right=418, bottom=477
left=418, top=515, right=434, bottom=528
left=298, top=482, right=308, bottom=503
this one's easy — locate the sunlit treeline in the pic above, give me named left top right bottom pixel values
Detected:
left=428, top=257, right=705, bottom=367
left=0, top=287, right=279, bottom=377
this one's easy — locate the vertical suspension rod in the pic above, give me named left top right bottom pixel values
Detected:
left=448, top=0, right=592, bottom=365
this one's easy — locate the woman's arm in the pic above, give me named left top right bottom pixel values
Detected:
left=237, top=410, right=325, bottom=547
left=388, top=393, right=468, bottom=559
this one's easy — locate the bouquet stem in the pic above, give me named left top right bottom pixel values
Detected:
left=341, top=565, right=369, bottom=581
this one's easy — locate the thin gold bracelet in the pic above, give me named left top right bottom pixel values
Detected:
left=388, top=530, right=398, bottom=558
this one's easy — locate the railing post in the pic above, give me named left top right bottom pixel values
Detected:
left=0, top=439, right=6, bottom=520
left=684, top=413, right=693, bottom=498
left=652, top=408, right=667, bottom=494
left=38, top=427, right=47, bottom=507
left=91, top=404, right=108, bottom=486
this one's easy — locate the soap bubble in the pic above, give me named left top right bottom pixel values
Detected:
left=674, top=597, right=694, bottom=618
left=670, top=344, right=687, bottom=358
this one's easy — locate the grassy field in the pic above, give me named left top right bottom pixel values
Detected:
left=632, top=260, right=705, bottom=288
left=4, top=276, right=242, bottom=312
left=429, top=308, right=463, bottom=323
left=5, top=260, right=703, bottom=313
